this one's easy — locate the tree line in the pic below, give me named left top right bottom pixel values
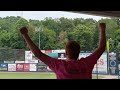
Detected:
left=0, top=16, right=120, bottom=61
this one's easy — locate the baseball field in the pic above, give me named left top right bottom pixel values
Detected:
left=0, top=72, right=105, bottom=79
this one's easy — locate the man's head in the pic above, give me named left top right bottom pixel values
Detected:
left=65, top=40, right=80, bottom=60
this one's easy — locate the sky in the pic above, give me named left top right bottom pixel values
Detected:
left=0, top=11, right=109, bottom=21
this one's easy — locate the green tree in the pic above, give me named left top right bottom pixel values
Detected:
left=40, top=28, right=57, bottom=50
left=41, top=17, right=60, bottom=36
left=15, top=17, right=29, bottom=30
left=59, top=17, right=75, bottom=33
left=98, top=18, right=118, bottom=39
left=69, top=24, right=94, bottom=51
left=57, top=31, right=68, bottom=49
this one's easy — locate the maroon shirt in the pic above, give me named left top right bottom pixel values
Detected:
left=46, top=51, right=101, bottom=79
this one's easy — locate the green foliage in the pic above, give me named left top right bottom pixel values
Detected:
left=57, top=31, right=68, bottom=49
left=0, top=16, right=120, bottom=62
left=40, top=28, right=57, bottom=50
left=15, top=17, right=29, bottom=30
left=71, top=24, right=94, bottom=51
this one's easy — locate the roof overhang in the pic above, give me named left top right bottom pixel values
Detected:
left=68, top=11, right=120, bottom=18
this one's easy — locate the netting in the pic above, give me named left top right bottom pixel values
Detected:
left=0, top=48, right=25, bottom=62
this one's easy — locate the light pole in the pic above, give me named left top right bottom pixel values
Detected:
left=21, top=11, right=23, bottom=18
left=39, top=27, right=40, bottom=49
left=35, top=23, right=43, bottom=49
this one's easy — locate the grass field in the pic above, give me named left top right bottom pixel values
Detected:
left=0, top=72, right=104, bottom=79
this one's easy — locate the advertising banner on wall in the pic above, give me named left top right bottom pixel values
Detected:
left=48, top=53, right=58, bottom=58
left=79, top=52, right=108, bottom=74
left=15, top=61, right=25, bottom=63
left=38, top=61, right=46, bottom=65
left=25, top=51, right=33, bottom=60
left=4, top=61, right=14, bottom=63
left=45, top=50, right=52, bottom=54
left=52, top=50, right=65, bottom=53
left=79, top=52, right=93, bottom=59
left=93, top=53, right=108, bottom=74
left=41, top=50, right=45, bottom=53
left=8, top=64, right=16, bottom=71
left=47, top=66, right=53, bottom=72
left=37, top=63, right=47, bottom=72
left=16, top=64, right=24, bottom=71
left=109, top=52, right=118, bottom=75
left=58, top=53, right=66, bottom=59
left=0, top=63, right=8, bottom=71
left=25, top=60, right=38, bottom=63
left=30, top=64, right=37, bottom=71
left=24, top=64, right=30, bottom=71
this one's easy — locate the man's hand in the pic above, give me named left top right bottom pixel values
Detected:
left=20, top=27, right=28, bottom=35
left=99, top=23, right=106, bottom=31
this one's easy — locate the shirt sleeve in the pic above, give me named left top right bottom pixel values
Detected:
left=46, top=58, right=61, bottom=72
left=85, top=51, right=103, bottom=70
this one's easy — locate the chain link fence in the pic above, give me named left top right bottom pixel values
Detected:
left=0, top=48, right=25, bottom=62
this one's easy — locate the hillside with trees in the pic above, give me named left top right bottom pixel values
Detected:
left=0, top=16, right=119, bottom=61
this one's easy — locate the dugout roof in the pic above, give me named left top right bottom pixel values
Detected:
left=69, top=11, right=120, bottom=18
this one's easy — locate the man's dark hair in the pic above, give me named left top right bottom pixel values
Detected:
left=65, top=40, right=80, bottom=60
